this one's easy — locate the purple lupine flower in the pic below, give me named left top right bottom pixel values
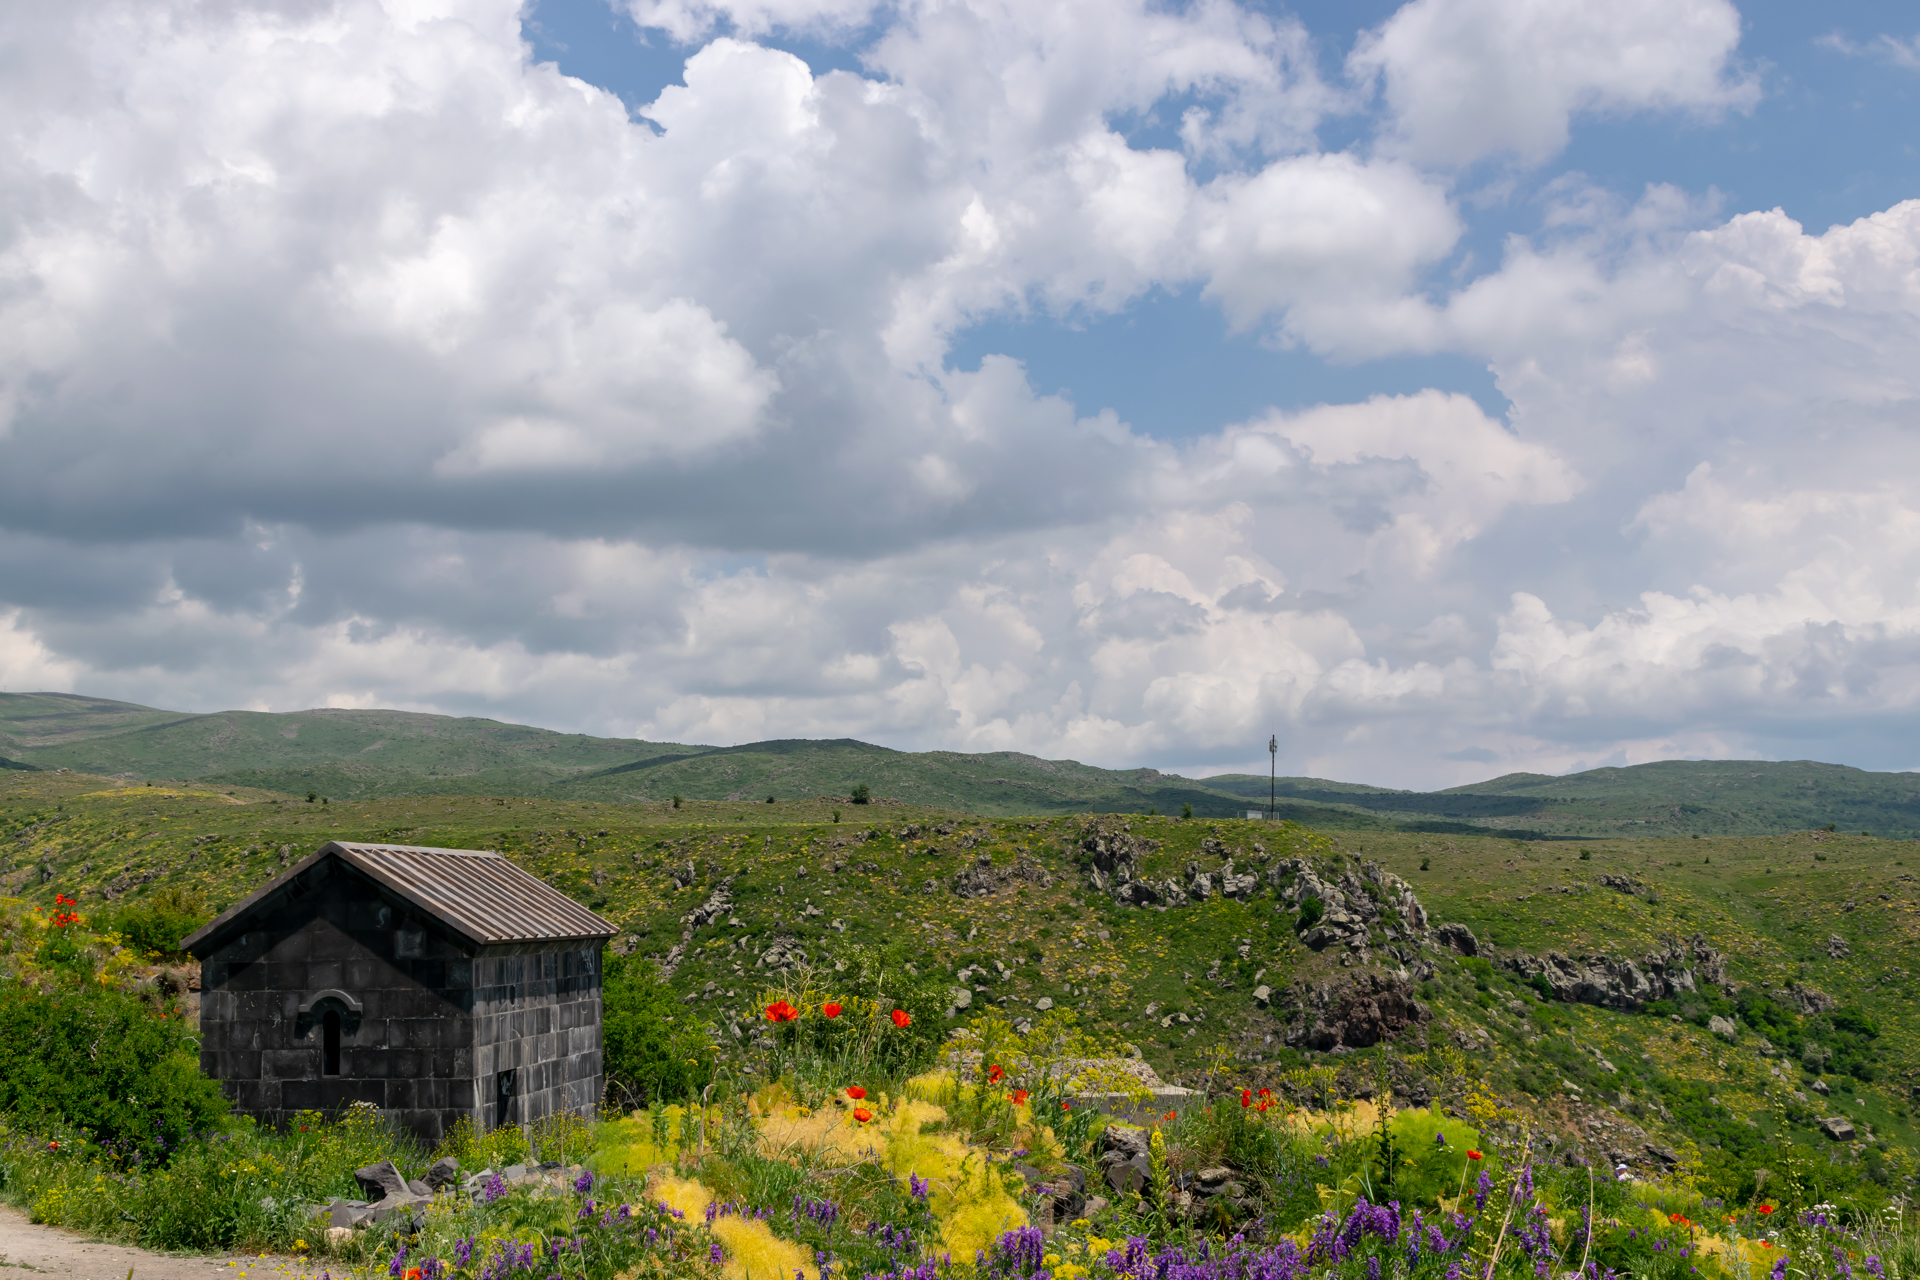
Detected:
left=484, top=1174, right=508, bottom=1204
left=1435, top=1131, right=1448, bottom=1146
left=1474, top=1171, right=1492, bottom=1211
left=1864, top=1260, right=1886, bottom=1280
left=574, top=1169, right=595, bottom=1194
left=1771, top=1258, right=1790, bottom=1280
left=709, top=1242, right=724, bottom=1265
left=388, top=1246, right=408, bottom=1278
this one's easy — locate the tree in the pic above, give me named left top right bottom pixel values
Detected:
left=850, top=783, right=871, bottom=804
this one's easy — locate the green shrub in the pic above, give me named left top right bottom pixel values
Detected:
left=1383, top=1109, right=1480, bottom=1206
left=0, top=974, right=227, bottom=1158
left=96, top=887, right=211, bottom=960
left=601, top=955, right=715, bottom=1109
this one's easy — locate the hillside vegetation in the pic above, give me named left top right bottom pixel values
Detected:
left=9, top=691, right=1920, bottom=835
left=2, top=766, right=1915, bottom=1208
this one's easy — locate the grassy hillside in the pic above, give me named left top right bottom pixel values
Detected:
left=4, top=767, right=1914, bottom=1195
left=12, top=691, right=1920, bottom=837
left=1205, top=757, right=1920, bottom=837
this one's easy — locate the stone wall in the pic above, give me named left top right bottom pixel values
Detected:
left=471, top=946, right=605, bottom=1131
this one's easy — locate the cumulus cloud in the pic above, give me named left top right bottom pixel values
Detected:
left=2, top=0, right=1917, bottom=788
left=1351, top=0, right=1757, bottom=167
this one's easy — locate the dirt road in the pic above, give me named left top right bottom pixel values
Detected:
left=0, top=1206, right=323, bottom=1280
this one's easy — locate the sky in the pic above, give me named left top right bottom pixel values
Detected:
left=1, top=0, right=1919, bottom=789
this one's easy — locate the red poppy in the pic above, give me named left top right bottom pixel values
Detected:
left=766, top=1001, right=799, bottom=1023
left=1466, top=1150, right=1482, bottom=1161
left=1258, top=1088, right=1273, bottom=1099
left=852, top=1107, right=873, bottom=1124
left=1671, top=1214, right=1683, bottom=1224
left=1240, top=1089, right=1252, bottom=1108
left=1164, top=1111, right=1176, bottom=1122
left=890, top=1009, right=912, bottom=1028
left=1061, top=1101, right=1072, bottom=1112
left=1758, top=1206, right=1774, bottom=1215
left=55, top=894, right=75, bottom=906
left=822, top=1002, right=842, bottom=1018
left=405, top=1269, right=422, bottom=1280
left=1010, top=1090, right=1029, bottom=1105
left=47, top=1140, right=59, bottom=1151
left=988, top=1065, right=1006, bottom=1084
left=846, top=1086, right=867, bottom=1101
left=1256, top=1101, right=1271, bottom=1113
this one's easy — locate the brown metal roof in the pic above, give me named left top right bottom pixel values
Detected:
left=182, top=841, right=616, bottom=953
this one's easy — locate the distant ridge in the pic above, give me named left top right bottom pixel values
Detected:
left=3, top=691, right=1915, bottom=835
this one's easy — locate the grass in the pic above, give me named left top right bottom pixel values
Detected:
left=3, top=766, right=1917, bottom=1211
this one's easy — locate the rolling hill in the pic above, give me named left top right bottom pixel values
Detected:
left=7, top=691, right=1920, bottom=836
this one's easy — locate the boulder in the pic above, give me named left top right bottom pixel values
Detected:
left=1098, top=1126, right=1152, bottom=1196
left=1827, top=934, right=1851, bottom=959
left=1818, top=1116, right=1857, bottom=1142
left=353, top=1160, right=410, bottom=1204
left=1218, top=859, right=1261, bottom=900
left=1284, top=972, right=1430, bottom=1051
left=1252, top=984, right=1273, bottom=1008
left=1708, top=1015, right=1739, bottom=1040
left=1035, top=997, right=1054, bottom=1011
left=407, top=1179, right=432, bottom=1197
left=1435, top=923, right=1478, bottom=956
left=427, top=1156, right=461, bottom=1191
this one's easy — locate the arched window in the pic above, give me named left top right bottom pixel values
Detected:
left=323, top=1010, right=341, bottom=1076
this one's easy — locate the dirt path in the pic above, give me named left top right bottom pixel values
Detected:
left=0, top=1206, right=322, bottom=1280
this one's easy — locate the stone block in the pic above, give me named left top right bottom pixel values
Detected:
left=264, top=1050, right=313, bottom=1080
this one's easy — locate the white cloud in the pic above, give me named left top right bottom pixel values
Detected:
left=1, top=0, right=1918, bottom=791
left=1351, top=0, right=1757, bottom=167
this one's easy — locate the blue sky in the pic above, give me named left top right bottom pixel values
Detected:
left=523, top=0, right=1920, bottom=438
left=2, top=0, right=1919, bottom=787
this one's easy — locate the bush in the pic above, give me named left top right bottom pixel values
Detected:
left=601, top=955, right=715, bottom=1109
left=96, top=887, right=211, bottom=960
left=0, top=974, right=227, bottom=1159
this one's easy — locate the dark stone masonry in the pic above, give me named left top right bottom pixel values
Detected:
left=184, top=841, right=616, bottom=1144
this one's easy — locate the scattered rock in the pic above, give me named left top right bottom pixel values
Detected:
left=1818, top=1116, right=1857, bottom=1142
left=1035, top=997, right=1054, bottom=1011
left=427, top=1156, right=461, bottom=1191
left=353, top=1160, right=410, bottom=1203
left=1811, top=1079, right=1831, bottom=1096
left=1252, top=984, right=1273, bottom=1008
left=1435, top=923, right=1478, bottom=956
left=1097, top=1126, right=1152, bottom=1196
left=1708, top=1015, right=1739, bottom=1040
left=1827, top=934, right=1851, bottom=959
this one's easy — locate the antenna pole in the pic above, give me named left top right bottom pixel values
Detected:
left=1267, top=734, right=1277, bottom=821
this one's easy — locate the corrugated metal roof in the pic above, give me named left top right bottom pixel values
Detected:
left=182, top=841, right=616, bottom=953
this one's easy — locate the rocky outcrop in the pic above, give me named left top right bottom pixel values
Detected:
left=1771, top=982, right=1836, bottom=1014
left=1270, top=857, right=1429, bottom=953
left=951, top=852, right=1054, bottom=897
left=1282, top=971, right=1430, bottom=1051
left=1504, top=935, right=1731, bottom=1011
left=1435, top=922, right=1478, bottom=956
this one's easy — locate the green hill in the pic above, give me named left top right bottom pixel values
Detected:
left=9, top=691, right=1920, bottom=836
left=3, top=766, right=1913, bottom=1196
left=1204, top=758, right=1920, bottom=837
